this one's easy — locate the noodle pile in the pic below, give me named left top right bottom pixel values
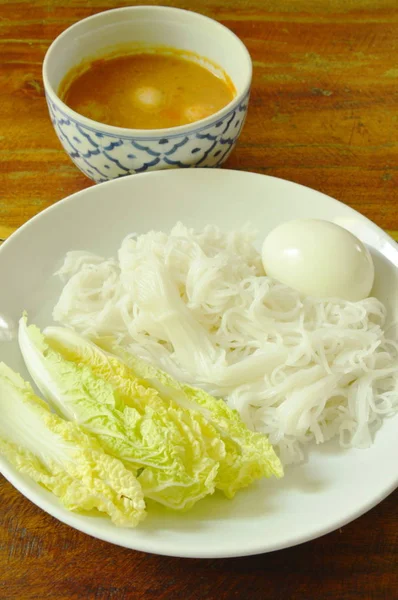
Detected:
left=53, top=223, right=398, bottom=464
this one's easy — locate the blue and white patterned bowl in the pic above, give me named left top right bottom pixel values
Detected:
left=43, top=7, right=252, bottom=183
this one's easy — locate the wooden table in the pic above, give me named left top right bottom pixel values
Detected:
left=1, top=1, right=397, bottom=598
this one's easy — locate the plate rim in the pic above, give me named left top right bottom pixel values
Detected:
left=2, top=168, right=397, bottom=254
left=1, top=455, right=397, bottom=559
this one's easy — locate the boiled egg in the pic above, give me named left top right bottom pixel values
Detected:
left=261, top=219, right=375, bottom=301
left=133, top=86, right=165, bottom=111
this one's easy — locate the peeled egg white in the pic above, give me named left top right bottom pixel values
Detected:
left=133, top=86, right=165, bottom=110
left=261, top=219, right=375, bottom=301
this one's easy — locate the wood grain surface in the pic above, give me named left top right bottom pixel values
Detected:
left=1, top=1, right=397, bottom=598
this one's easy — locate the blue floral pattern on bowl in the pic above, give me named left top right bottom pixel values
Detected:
left=46, top=92, right=249, bottom=183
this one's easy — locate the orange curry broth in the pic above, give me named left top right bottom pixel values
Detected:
left=59, top=49, right=236, bottom=130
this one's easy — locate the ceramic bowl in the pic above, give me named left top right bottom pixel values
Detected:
left=42, top=6, right=252, bottom=183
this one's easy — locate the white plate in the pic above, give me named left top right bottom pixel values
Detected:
left=1, top=169, right=397, bottom=558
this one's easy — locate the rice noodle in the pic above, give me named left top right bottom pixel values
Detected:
left=52, top=223, right=398, bottom=464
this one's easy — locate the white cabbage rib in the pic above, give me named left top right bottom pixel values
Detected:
left=0, top=363, right=146, bottom=527
left=53, top=223, right=398, bottom=464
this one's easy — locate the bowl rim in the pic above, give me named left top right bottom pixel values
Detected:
left=42, top=5, right=253, bottom=138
